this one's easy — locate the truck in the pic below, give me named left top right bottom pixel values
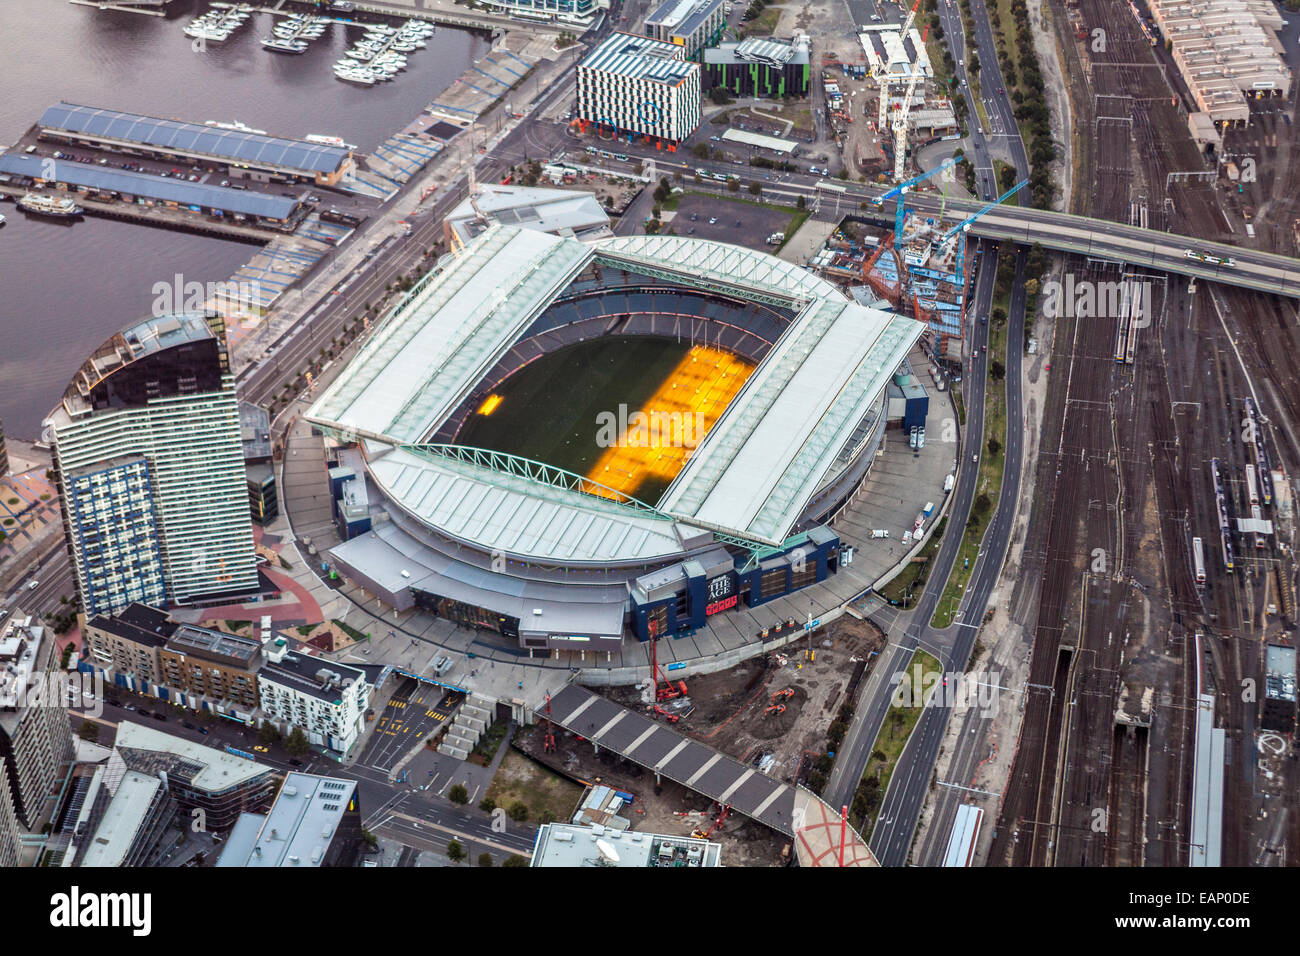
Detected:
left=767, top=232, right=785, bottom=245
left=944, top=473, right=955, bottom=493
left=871, top=529, right=891, bottom=539
left=922, top=502, right=935, bottom=519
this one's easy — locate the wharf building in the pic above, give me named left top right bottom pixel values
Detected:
left=575, top=33, right=702, bottom=145
left=35, top=102, right=355, bottom=188
left=45, top=312, right=260, bottom=617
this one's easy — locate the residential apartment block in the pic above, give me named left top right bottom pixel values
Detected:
left=258, top=641, right=370, bottom=757
left=46, top=311, right=259, bottom=616
left=575, top=33, right=702, bottom=144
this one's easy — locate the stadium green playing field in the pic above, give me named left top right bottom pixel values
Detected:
left=456, top=336, right=694, bottom=503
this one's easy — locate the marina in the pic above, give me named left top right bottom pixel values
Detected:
left=183, top=3, right=252, bottom=43
left=334, top=18, right=434, bottom=84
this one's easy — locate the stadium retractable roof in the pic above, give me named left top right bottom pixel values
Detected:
left=306, top=226, right=922, bottom=563
left=658, top=298, right=922, bottom=545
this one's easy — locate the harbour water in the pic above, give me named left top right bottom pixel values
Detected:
left=0, top=0, right=490, bottom=440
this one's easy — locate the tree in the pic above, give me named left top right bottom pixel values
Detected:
left=479, top=796, right=497, bottom=813
left=988, top=437, right=1002, bottom=457
left=446, top=839, right=466, bottom=863
left=727, top=178, right=740, bottom=192
left=258, top=721, right=280, bottom=745
left=286, top=727, right=310, bottom=756
left=478, top=852, right=494, bottom=867
left=502, top=854, right=529, bottom=867
left=796, top=195, right=806, bottom=210
left=538, top=809, right=556, bottom=824
left=508, top=801, right=529, bottom=822
left=361, top=829, right=378, bottom=849
left=78, top=722, right=99, bottom=743
left=748, top=180, right=761, bottom=196
left=448, top=784, right=469, bottom=805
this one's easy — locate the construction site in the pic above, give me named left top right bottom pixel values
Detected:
left=510, top=614, right=887, bottom=866
left=804, top=158, right=1022, bottom=366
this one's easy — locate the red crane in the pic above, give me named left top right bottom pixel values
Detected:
left=543, top=691, right=556, bottom=753
left=648, top=622, right=687, bottom=702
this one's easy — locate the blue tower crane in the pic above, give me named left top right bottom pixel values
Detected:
left=871, top=157, right=959, bottom=249
left=939, top=178, right=1029, bottom=292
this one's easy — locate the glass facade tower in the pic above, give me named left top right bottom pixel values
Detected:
left=46, top=312, right=259, bottom=615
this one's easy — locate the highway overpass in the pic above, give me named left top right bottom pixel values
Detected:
left=810, top=182, right=1300, bottom=298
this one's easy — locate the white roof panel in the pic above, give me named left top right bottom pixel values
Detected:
left=660, top=301, right=923, bottom=543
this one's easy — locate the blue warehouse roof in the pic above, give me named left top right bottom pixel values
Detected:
left=39, top=102, right=350, bottom=176
left=0, top=154, right=301, bottom=219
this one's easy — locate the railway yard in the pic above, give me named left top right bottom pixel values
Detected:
left=990, top=0, right=1300, bottom=868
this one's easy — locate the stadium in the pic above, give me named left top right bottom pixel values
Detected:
left=305, top=224, right=924, bottom=653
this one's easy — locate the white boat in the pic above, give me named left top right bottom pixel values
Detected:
left=205, top=119, right=268, bottom=135
left=335, top=69, right=376, bottom=85
left=18, top=193, right=83, bottom=218
left=261, top=37, right=309, bottom=53
left=305, top=133, right=359, bottom=149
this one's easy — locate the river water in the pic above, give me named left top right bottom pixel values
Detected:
left=0, top=0, right=488, bottom=439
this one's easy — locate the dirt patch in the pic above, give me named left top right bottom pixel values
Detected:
left=606, top=615, right=886, bottom=784
left=485, top=748, right=584, bottom=824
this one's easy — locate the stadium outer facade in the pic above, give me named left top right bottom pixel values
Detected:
left=305, top=225, right=923, bottom=654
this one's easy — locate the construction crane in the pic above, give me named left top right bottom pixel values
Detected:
left=872, top=156, right=958, bottom=248
left=543, top=691, right=556, bottom=753
left=693, top=803, right=731, bottom=839
left=875, top=0, right=925, bottom=129
left=938, top=177, right=1029, bottom=291
left=647, top=622, right=687, bottom=702
left=890, top=26, right=930, bottom=184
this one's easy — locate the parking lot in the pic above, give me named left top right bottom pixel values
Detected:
left=667, top=191, right=796, bottom=251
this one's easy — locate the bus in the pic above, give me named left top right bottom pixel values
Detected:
left=1246, top=464, right=1260, bottom=506
left=1192, top=537, right=1206, bottom=586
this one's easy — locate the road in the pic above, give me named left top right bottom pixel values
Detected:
left=870, top=249, right=1028, bottom=867
left=823, top=239, right=996, bottom=813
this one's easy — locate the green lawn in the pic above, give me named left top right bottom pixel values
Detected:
left=742, top=7, right=781, bottom=36
left=853, top=650, right=943, bottom=832
left=486, top=749, right=584, bottom=825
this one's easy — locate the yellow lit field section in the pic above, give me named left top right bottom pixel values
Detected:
left=587, top=345, right=754, bottom=502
